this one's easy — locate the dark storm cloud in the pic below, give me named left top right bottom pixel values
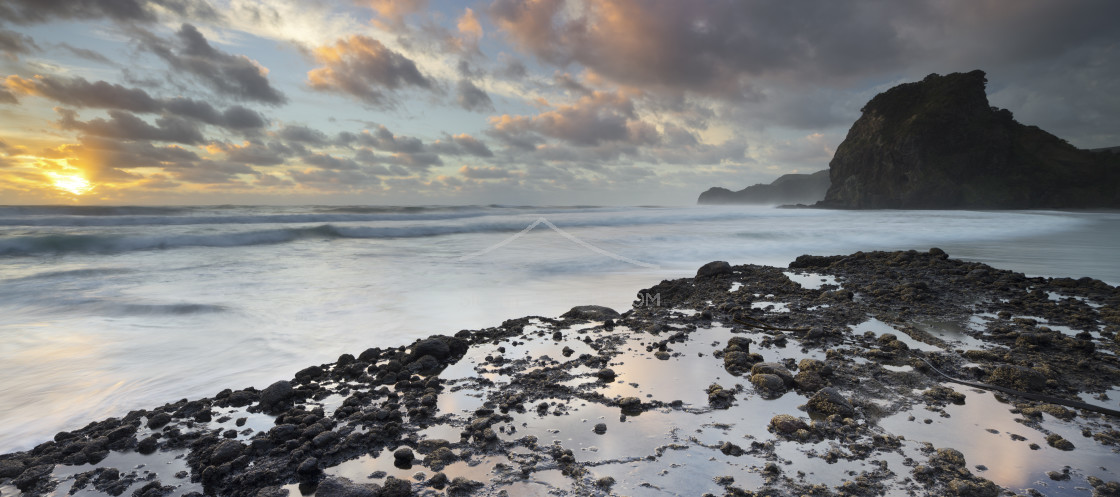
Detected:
left=6, top=75, right=267, bottom=130
left=0, top=0, right=216, bottom=25
left=488, top=0, right=1120, bottom=101
left=488, top=0, right=914, bottom=98
left=0, top=28, right=39, bottom=59
left=307, top=35, right=432, bottom=107
left=455, top=79, right=494, bottom=112
left=142, top=24, right=287, bottom=104
left=56, top=108, right=205, bottom=145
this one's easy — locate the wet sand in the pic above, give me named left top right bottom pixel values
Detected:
left=2, top=248, right=1119, bottom=497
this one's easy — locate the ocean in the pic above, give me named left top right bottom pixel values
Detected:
left=1, top=204, right=1118, bottom=453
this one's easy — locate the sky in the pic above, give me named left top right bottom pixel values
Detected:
left=0, top=0, right=1118, bottom=206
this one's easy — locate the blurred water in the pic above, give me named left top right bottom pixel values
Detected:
left=0, top=205, right=1117, bottom=452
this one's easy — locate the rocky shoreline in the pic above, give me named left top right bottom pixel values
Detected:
left=2, top=249, right=1119, bottom=497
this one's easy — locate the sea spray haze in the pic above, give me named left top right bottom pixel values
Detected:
left=1, top=204, right=1119, bottom=452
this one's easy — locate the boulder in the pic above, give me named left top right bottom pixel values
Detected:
left=412, top=339, right=450, bottom=360
left=769, top=414, right=809, bottom=434
left=807, top=387, right=855, bottom=418
left=561, top=305, right=621, bottom=321
left=314, top=476, right=380, bottom=497
left=259, top=381, right=293, bottom=410
left=696, top=261, right=732, bottom=278
left=750, top=362, right=794, bottom=387
left=750, top=374, right=787, bottom=397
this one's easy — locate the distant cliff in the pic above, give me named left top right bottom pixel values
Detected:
left=698, top=170, right=830, bottom=205
left=817, top=70, right=1120, bottom=209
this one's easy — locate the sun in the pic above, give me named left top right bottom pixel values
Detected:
left=49, top=172, right=94, bottom=196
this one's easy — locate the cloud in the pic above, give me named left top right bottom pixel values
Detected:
left=332, top=124, right=460, bottom=172
left=302, top=153, right=361, bottom=171
left=486, top=0, right=905, bottom=97
left=209, top=140, right=293, bottom=166
left=278, top=124, right=329, bottom=145
left=166, top=160, right=255, bottom=184
left=334, top=125, right=492, bottom=172
left=459, top=165, right=519, bottom=179
left=554, top=72, right=591, bottom=95
left=56, top=108, right=205, bottom=145
left=7, top=75, right=161, bottom=112
left=430, top=133, right=494, bottom=157
left=254, top=173, right=291, bottom=187
left=0, top=28, right=39, bottom=59
left=289, top=168, right=384, bottom=190
left=488, top=0, right=1120, bottom=101
left=357, top=125, right=424, bottom=153
left=457, top=7, right=484, bottom=40
left=0, top=87, right=18, bottom=104
left=368, top=0, right=428, bottom=24
left=56, top=43, right=114, bottom=64
left=455, top=79, right=494, bottom=112
left=142, top=24, right=287, bottom=104
left=7, top=75, right=267, bottom=129
left=495, top=53, right=528, bottom=80
left=44, top=135, right=201, bottom=181
left=0, top=0, right=216, bottom=25
left=307, top=35, right=432, bottom=107
left=487, top=91, right=656, bottom=148
left=384, top=151, right=442, bottom=170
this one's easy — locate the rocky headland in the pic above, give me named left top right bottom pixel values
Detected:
left=2, top=250, right=1120, bottom=497
left=698, top=70, right=1120, bottom=209
left=698, top=170, right=830, bottom=205
left=818, top=70, right=1120, bottom=209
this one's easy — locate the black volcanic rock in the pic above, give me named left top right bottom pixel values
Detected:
left=698, top=170, right=830, bottom=205
left=817, top=70, right=1120, bottom=209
